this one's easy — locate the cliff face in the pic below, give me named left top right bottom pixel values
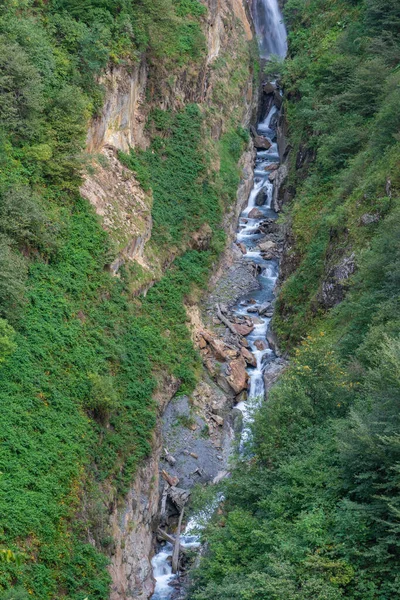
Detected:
left=78, top=3, right=258, bottom=599
left=81, top=0, right=256, bottom=283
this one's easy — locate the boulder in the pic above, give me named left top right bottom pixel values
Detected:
left=226, top=356, right=249, bottom=394
left=263, top=82, right=276, bottom=95
left=268, top=171, right=277, bottom=182
left=255, top=188, right=265, bottom=206
left=258, top=302, right=272, bottom=316
left=266, top=329, right=281, bottom=356
left=265, top=162, right=279, bottom=171
left=246, top=306, right=259, bottom=313
left=253, top=135, right=272, bottom=150
left=241, top=347, right=257, bottom=367
left=248, top=207, right=264, bottom=219
left=233, top=323, right=254, bottom=336
left=237, top=242, right=247, bottom=254
left=259, top=240, right=276, bottom=252
left=254, top=339, right=268, bottom=351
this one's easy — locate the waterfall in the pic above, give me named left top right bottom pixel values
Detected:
left=253, top=0, right=287, bottom=58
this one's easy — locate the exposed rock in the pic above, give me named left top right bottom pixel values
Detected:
left=263, top=82, right=276, bottom=95
left=108, top=376, right=180, bottom=600
left=254, top=339, right=268, bottom=351
left=168, top=487, right=191, bottom=512
left=265, top=162, right=279, bottom=171
left=255, top=187, right=265, bottom=206
left=259, top=240, right=276, bottom=252
left=319, top=254, right=356, bottom=309
left=80, top=146, right=152, bottom=274
left=248, top=207, right=265, bottom=219
left=190, top=223, right=213, bottom=251
left=274, top=90, right=283, bottom=109
left=162, top=470, right=180, bottom=488
left=272, top=164, right=289, bottom=212
left=237, top=242, right=247, bottom=254
left=263, top=359, right=287, bottom=398
left=253, top=134, right=272, bottom=150
left=359, top=213, right=380, bottom=226
left=246, top=306, right=259, bottom=313
left=266, top=329, right=281, bottom=356
left=86, top=59, right=148, bottom=153
left=258, top=302, right=272, bottom=316
left=225, top=356, right=249, bottom=394
left=213, top=470, right=230, bottom=484
left=164, top=449, right=177, bottom=467
left=233, top=323, right=254, bottom=336
left=210, top=414, right=224, bottom=427
left=241, top=347, right=257, bottom=367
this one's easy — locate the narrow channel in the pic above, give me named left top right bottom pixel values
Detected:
left=150, top=1, right=287, bottom=597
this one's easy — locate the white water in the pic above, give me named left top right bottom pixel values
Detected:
left=234, top=106, right=280, bottom=450
left=253, top=0, right=287, bottom=58
left=151, top=3, right=287, bottom=596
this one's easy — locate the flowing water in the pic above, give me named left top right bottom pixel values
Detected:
left=234, top=101, right=280, bottom=451
left=150, top=2, right=287, bottom=597
left=253, top=0, right=287, bottom=58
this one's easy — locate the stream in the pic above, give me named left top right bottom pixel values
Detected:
left=150, top=1, right=287, bottom=598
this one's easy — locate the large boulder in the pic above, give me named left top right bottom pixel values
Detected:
left=226, top=356, right=249, bottom=394
left=259, top=240, right=276, bottom=252
left=253, top=135, right=272, bottom=150
left=255, top=187, right=265, bottom=206
left=241, top=347, right=257, bottom=367
left=248, top=207, right=264, bottom=219
left=233, top=323, right=254, bottom=336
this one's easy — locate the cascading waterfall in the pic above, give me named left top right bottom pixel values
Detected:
left=252, top=0, right=287, bottom=58
left=150, top=2, right=287, bottom=597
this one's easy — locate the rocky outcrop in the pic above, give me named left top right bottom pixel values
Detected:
left=319, top=253, right=356, bottom=309
left=109, top=376, right=180, bottom=600
left=80, top=146, right=152, bottom=274
left=87, top=59, right=149, bottom=154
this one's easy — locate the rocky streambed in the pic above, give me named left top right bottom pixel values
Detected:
left=149, top=81, right=288, bottom=599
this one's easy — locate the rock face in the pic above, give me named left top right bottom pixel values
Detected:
left=108, top=376, right=180, bottom=600
left=87, top=59, right=149, bottom=154
left=80, top=147, right=152, bottom=274
left=319, top=254, right=356, bottom=309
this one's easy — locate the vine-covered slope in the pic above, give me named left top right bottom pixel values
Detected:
left=0, top=1, right=256, bottom=598
left=188, top=1, right=400, bottom=599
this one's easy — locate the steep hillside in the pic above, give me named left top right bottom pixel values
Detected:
left=187, top=1, right=400, bottom=599
left=0, top=1, right=257, bottom=598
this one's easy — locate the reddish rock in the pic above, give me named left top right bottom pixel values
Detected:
left=265, top=162, right=279, bottom=171
left=233, top=323, right=254, bottom=336
left=226, top=356, right=249, bottom=394
left=237, top=242, right=247, bottom=254
left=248, top=207, right=264, bottom=219
left=254, top=339, right=268, bottom=351
left=198, top=336, right=207, bottom=349
left=241, top=347, right=257, bottom=367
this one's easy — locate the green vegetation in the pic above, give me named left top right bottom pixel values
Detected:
left=0, top=0, right=253, bottom=598
left=189, top=0, right=400, bottom=598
